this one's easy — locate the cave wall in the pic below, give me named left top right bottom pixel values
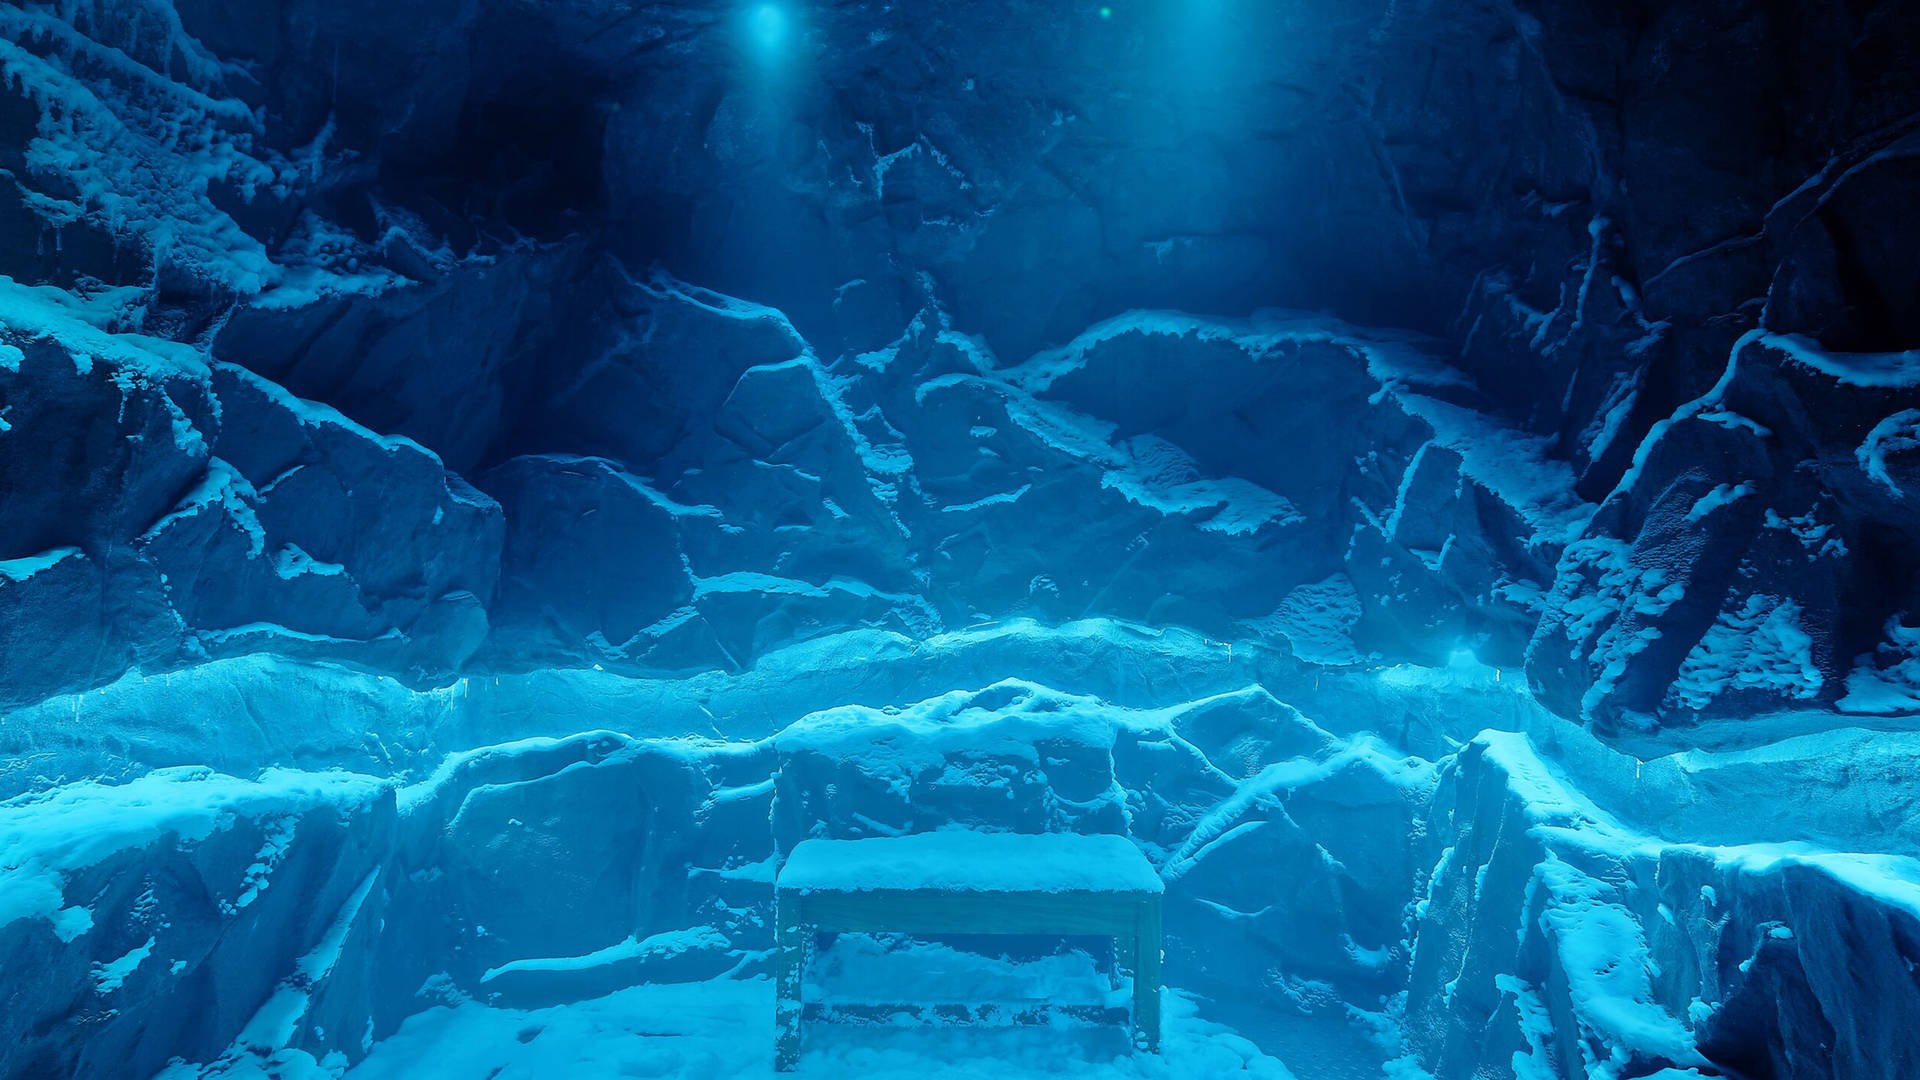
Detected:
left=3, top=3, right=1920, bottom=1076
left=5, top=0, right=1919, bottom=750
left=10, top=664, right=1920, bottom=1079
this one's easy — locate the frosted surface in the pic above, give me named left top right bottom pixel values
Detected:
left=2, top=1, right=1918, bottom=1078
left=778, top=833, right=1164, bottom=895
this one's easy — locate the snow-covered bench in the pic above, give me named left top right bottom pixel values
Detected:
left=773, top=832, right=1164, bottom=1070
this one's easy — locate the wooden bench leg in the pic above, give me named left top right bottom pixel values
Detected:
left=775, top=903, right=805, bottom=1071
left=1132, top=900, right=1162, bottom=1052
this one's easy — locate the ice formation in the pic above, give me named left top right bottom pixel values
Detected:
left=2, top=1, right=1919, bottom=1078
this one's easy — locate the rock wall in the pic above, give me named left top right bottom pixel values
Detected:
left=10, top=663, right=1919, bottom=1078
left=0, top=287, right=501, bottom=709
left=4, top=2, right=1920, bottom=1077
left=1404, top=732, right=1920, bottom=1080
left=3, top=0, right=1918, bottom=750
left=0, top=673, right=1434, bottom=1077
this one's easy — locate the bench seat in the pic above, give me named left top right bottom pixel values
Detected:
left=773, top=832, right=1164, bottom=1070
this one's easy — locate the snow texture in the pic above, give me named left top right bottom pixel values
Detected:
left=778, top=833, right=1163, bottom=895
left=3, top=2, right=1920, bottom=1079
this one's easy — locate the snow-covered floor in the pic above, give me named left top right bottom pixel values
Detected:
left=376, top=981, right=1299, bottom=1080
left=192, top=979, right=1300, bottom=1080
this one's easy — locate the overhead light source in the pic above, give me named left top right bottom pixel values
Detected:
left=747, top=3, right=789, bottom=50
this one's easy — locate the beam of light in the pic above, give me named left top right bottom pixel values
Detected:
left=747, top=3, right=789, bottom=51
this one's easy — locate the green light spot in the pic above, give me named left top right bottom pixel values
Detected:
left=1098, top=6, right=1112, bottom=18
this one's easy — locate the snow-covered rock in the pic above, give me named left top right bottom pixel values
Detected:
left=0, top=281, right=501, bottom=709
left=3, top=0, right=1920, bottom=1077
left=1402, top=731, right=1920, bottom=1080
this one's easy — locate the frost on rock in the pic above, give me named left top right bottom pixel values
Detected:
left=7, top=246, right=1920, bottom=1078
left=1859, top=409, right=1920, bottom=497
left=1838, top=616, right=1920, bottom=715
left=3, top=1, right=1920, bottom=1078
left=0, top=2, right=279, bottom=293
left=6, top=650, right=1916, bottom=1079
left=1667, top=596, right=1823, bottom=713
left=1246, top=575, right=1366, bottom=666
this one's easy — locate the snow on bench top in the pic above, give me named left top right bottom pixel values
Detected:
left=778, top=832, right=1162, bottom=895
